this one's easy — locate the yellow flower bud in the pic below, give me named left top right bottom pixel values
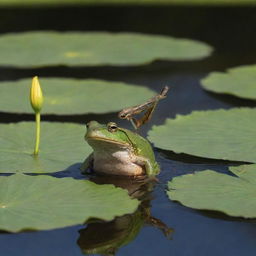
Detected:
left=30, top=76, right=43, bottom=113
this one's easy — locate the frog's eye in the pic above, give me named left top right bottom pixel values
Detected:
left=107, top=122, right=118, bottom=132
left=86, top=122, right=90, bottom=128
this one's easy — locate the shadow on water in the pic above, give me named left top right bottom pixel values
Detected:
left=77, top=175, right=173, bottom=255
left=203, top=91, right=256, bottom=108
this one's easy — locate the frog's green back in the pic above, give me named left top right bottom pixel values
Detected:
left=120, top=128, right=159, bottom=171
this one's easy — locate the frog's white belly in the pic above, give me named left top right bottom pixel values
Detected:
left=93, top=149, right=144, bottom=176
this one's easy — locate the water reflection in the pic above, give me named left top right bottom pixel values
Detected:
left=77, top=175, right=173, bottom=255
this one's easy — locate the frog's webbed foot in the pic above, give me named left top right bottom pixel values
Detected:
left=80, top=153, right=94, bottom=174
left=146, top=216, right=174, bottom=239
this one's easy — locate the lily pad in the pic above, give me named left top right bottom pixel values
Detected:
left=201, top=65, right=256, bottom=100
left=167, top=164, right=256, bottom=218
left=0, top=78, right=155, bottom=115
left=0, top=122, right=91, bottom=173
left=0, top=32, right=212, bottom=68
left=0, top=174, right=139, bottom=232
left=148, top=108, right=256, bottom=162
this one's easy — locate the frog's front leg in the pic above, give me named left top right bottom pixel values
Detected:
left=80, top=153, right=94, bottom=174
left=134, top=156, right=157, bottom=176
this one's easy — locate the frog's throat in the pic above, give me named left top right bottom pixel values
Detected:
left=86, top=136, right=130, bottom=146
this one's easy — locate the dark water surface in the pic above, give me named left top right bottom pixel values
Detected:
left=0, top=5, right=256, bottom=256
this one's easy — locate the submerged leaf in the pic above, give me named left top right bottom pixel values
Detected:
left=0, top=174, right=139, bottom=232
left=0, top=32, right=212, bottom=67
left=0, top=78, right=155, bottom=115
left=167, top=164, right=256, bottom=218
left=201, top=65, right=256, bottom=100
left=0, top=122, right=91, bottom=173
left=148, top=108, right=256, bottom=162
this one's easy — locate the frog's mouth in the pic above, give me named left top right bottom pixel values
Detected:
left=86, top=136, right=129, bottom=146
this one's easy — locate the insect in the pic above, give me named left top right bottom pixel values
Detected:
left=118, top=86, right=169, bottom=129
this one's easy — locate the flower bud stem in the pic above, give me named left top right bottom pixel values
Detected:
left=34, top=112, right=41, bottom=155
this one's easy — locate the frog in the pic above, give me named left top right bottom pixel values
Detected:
left=80, top=121, right=159, bottom=177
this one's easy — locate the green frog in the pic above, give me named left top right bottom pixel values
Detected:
left=81, top=121, right=159, bottom=177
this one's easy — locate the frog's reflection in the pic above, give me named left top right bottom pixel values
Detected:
left=77, top=175, right=173, bottom=256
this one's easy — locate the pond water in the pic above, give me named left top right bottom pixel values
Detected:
left=0, top=4, right=256, bottom=256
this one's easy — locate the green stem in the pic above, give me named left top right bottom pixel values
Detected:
left=34, top=112, right=41, bottom=155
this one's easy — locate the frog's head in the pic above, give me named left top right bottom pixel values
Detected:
left=85, top=121, right=131, bottom=147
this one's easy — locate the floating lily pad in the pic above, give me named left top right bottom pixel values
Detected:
left=167, top=164, right=256, bottom=218
left=0, top=0, right=254, bottom=6
left=0, top=174, right=139, bottom=232
left=0, top=122, right=91, bottom=173
left=201, top=65, right=256, bottom=100
left=148, top=108, right=256, bottom=162
left=0, top=78, right=155, bottom=115
left=0, top=32, right=212, bottom=68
